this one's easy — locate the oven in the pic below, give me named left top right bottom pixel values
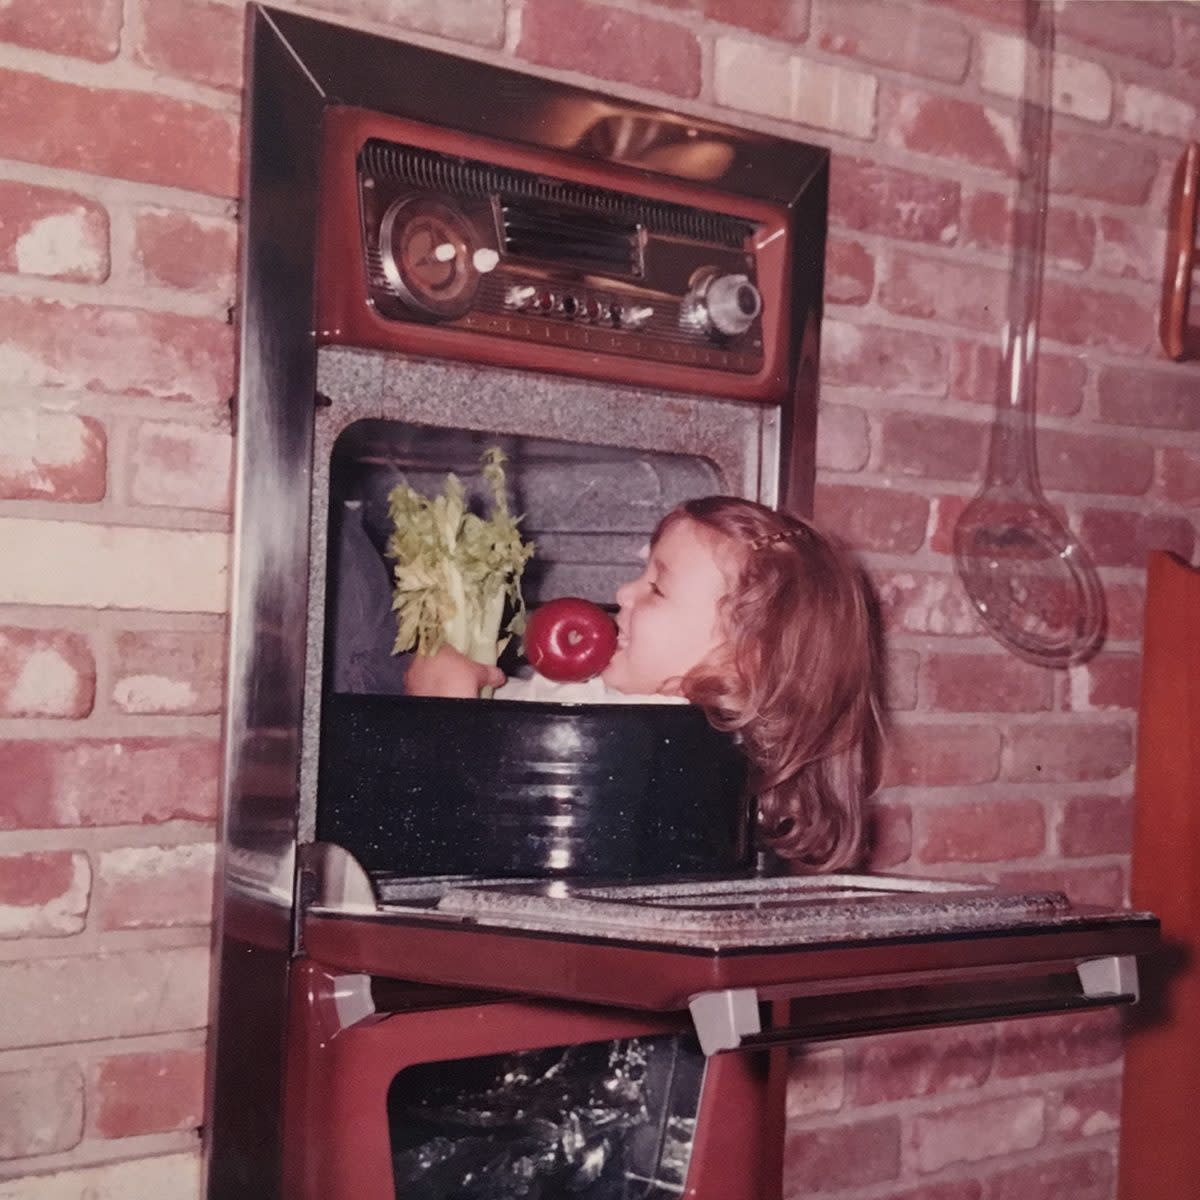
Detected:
left=206, top=8, right=1159, bottom=1199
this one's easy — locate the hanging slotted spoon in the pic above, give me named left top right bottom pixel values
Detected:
left=952, top=0, right=1105, bottom=668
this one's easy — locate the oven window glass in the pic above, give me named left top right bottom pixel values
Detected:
left=387, top=1033, right=704, bottom=1198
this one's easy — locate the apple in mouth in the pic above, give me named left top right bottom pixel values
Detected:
left=522, top=597, right=618, bottom=683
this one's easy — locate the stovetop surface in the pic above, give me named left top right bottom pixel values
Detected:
left=356, top=871, right=1139, bottom=950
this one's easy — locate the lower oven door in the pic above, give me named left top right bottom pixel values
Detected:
left=283, top=959, right=780, bottom=1200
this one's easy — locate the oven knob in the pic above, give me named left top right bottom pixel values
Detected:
left=505, top=284, right=537, bottom=310
left=700, top=273, right=762, bottom=337
left=621, top=304, right=654, bottom=330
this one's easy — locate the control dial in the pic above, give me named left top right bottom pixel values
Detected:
left=685, top=270, right=762, bottom=339
left=378, top=197, right=483, bottom=320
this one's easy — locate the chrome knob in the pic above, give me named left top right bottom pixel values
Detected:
left=703, top=273, right=762, bottom=337
left=622, top=304, right=654, bottom=330
left=504, top=284, right=537, bottom=310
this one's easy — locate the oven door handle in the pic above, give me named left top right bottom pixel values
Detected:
left=687, top=954, right=1140, bottom=1056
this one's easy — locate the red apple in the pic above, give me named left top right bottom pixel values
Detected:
left=523, top=597, right=618, bottom=683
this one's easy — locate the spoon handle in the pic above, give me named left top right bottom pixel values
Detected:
left=983, top=0, right=1053, bottom=495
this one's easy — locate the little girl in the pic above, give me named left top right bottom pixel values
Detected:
left=406, top=496, right=886, bottom=871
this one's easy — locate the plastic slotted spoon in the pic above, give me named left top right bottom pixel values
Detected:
left=952, top=0, right=1105, bottom=668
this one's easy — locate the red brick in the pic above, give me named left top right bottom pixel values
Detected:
left=1105, top=582, right=1145, bottom=642
left=1004, top=721, right=1132, bottom=783
left=996, top=1008, right=1122, bottom=1077
left=852, top=1026, right=994, bottom=1104
left=133, top=0, right=244, bottom=91
left=0, top=296, right=233, bottom=406
left=786, top=1046, right=845, bottom=1116
left=996, top=864, right=1126, bottom=908
left=0, top=0, right=120, bottom=61
left=923, top=652, right=1053, bottom=713
left=825, top=237, right=874, bottom=305
left=97, top=842, right=215, bottom=930
left=884, top=723, right=1002, bottom=787
left=0, top=738, right=220, bottom=830
left=1053, top=1077, right=1121, bottom=1142
left=882, top=88, right=1016, bottom=175
left=882, top=1185, right=982, bottom=1200
left=111, top=629, right=225, bottom=715
left=0, top=181, right=109, bottom=282
left=783, top=1117, right=901, bottom=1192
left=1161, top=448, right=1200, bottom=505
left=877, top=411, right=987, bottom=482
left=822, top=320, right=948, bottom=395
left=987, top=1149, right=1113, bottom=1200
left=816, top=403, right=870, bottom=471
left=880, top=251, right=1006, bottom=333
left=1057, top=793, right=1132, bottom=858
left=927, top=0, right=1024, bottom=26
left=875, top=569, right=979, bottom=636
left=0, top=409, right=106, bottom=503
left=1097, top=364, right=1200, bottom=432
left=1073, top=654, right=1141, bottom=712
left=91, top=1048, right=205, bottom=1138
left=1079, top=507, right=1195, bottom=568
left=0, top=627, right=95, bottom=718
left=830, top=158, right=960, bottom=245
left=929, top=493, right=967, bottom=556
left=867, top=800, right=912, bottom=868
left=519, top=0, right=701, bottom=97
left=0, top=947, right=210, bottom=1049
left=1037, top=429, right=1154, bottom=497
left=887, top=647, right=919, bottom=711
left=309, top=0, right=504, bottom=44
left=1039, top=278, right=1155, bottom=355
left=702, top=0, right=809, bottom=40
left=915, top=1094, right=1044, bottom=1171
left=963, top=191, right=1095, bottom=272
left=1058, top=0, right=1173, bottom=66
left=949, top=341, right=1086, bottom=418
left=1049, top=128, right=1159, bottom=206
left=1094, top=215, right=1163, bottom=284
left=0, top=1064, right=84, bottom=1158
left=918, top=797, right=1045, bottom=863
left=1181, top=13, right=1200, bottom=80
left=813, top=0, right=970, bottom=83
left=129, top=421, right=233, bottom=512
left=0, top=851, right=90, bottom=938
left=134, top=208, right=237, bottom=293
left=813, top=483, right=929, bottom=554
left=1124, top=84, right=1200, bottom=142
left=0, top=68, right=237, bottom=196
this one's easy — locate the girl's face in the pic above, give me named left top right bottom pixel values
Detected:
left=602, top=517, right=737, bottom=696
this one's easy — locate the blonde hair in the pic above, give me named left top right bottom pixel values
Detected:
left=659, top=497, right=886, bottom=871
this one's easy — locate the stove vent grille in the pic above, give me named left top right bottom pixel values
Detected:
left=360, top=139, right=754, bottom=248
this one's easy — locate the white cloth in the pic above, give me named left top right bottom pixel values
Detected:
left=494, top=673, right=688, bottom=705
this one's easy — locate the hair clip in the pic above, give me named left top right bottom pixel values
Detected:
left=749, top=525, right=808, bottom=552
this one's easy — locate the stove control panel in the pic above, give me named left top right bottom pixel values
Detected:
left=316, top=107, right=794, bottom=399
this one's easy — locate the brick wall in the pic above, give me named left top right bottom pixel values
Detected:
left=0, top=0, right=1196, bottom=1195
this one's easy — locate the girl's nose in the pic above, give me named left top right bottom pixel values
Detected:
left=615, top=578, right=635, bottom=608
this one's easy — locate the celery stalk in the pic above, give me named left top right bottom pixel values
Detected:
left=387, top=448, right=534, bottom=673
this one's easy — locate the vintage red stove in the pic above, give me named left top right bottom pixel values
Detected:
left=206, top=8, right=1159, bottom=1199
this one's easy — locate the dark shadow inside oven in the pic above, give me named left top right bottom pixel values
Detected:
left=386, top=1033, right=705, bottom=1200
left=323, top=418, right=722, bottom=697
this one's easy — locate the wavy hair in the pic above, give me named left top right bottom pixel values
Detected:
left=659, top=497, right=886, bottom=871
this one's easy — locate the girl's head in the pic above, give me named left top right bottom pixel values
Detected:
left=605, top=496, right=885, bottom=872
